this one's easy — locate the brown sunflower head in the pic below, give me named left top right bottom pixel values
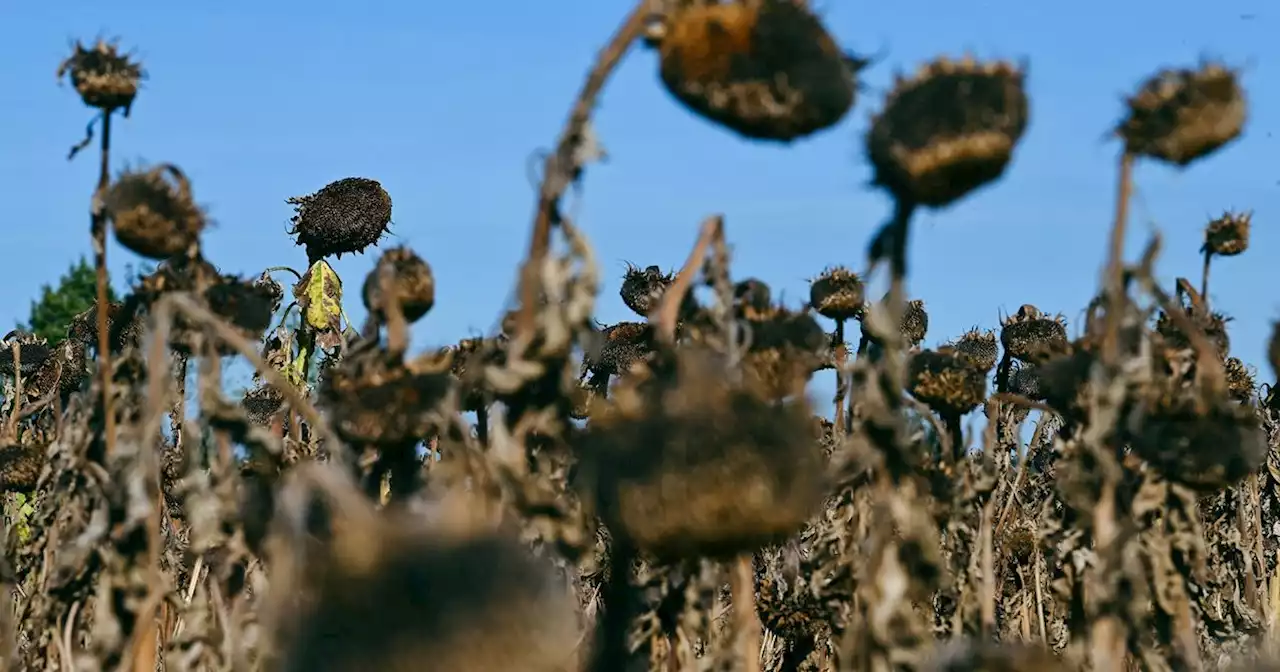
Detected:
left=906, top=347, right=988, bottom=418
left=0, top=438, right=48, bottom=493
left=742, top=308, right=827, bottom=399
left=0, top=331, right=52, bottom=377
left=1202, top=210, right=1251, bottom=257
left=620, top=263, right=675, bottom=317
left=733, top=277, right=773, bottom=319
left=266, top=465, right=577, bottom=672
left=1154, top=306, right=1231, bottom=356
left=1118, top=62, right=1246, bottom=166
left=586, top=321, right=657, bottom=379
left=362, top=246, right=436, bottom=324
left=1223, top=357, right=1256, bottom=405
left=653, top=0, right=859, bottom=142
left=68, top=301, right=143, bottom=353
left=1127, top=387, right=1266, bottom=492
left=320, top=345, right=452, bottom=446
left=243, top=384, right=287, bottom=426
left=809, top=265, right=865, bottom=322
left=867, top=56, right=1029, bottom=207
left=57, top=38, right=144, bottom=114
left=25, top=339, right=86, bottom=401
left=578, top=348, right=826, bottom=560
left=288, top=177, right=392, bottom=263
left=1007, top=361, right=1045, bottom=401
left=104, top=164, right=206, bottom=260
left=950, top=327, right=999, bottom=372
left=861, top=295, right=929, bottom=349
left=1000, top=305, right=1069, bottom=363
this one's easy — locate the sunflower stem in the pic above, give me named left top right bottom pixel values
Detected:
left=92, top=109, right=116, bottom=460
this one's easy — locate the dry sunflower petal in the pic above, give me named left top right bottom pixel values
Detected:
left=809, top=265, right=865, bottom=322
left=579, top=349, right=826, bottom=560
left=57, top=38, right=144, bottom=114
left=103, top=164, right=206, bottom=260
left=362, top=246, right=436, bottom=324
left=1118, top=62, right=1246, bottom=166
left=1202, top=210, right=1250, bottom=257
left=653, top=0, right=859, bottom=142
left=288, top=177, right=392, bottom=263
left=867, top=56, right=1029, bottom=207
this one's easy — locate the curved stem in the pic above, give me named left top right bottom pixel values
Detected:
left=733, top=554, right=762, bottom=672
left=263, top=265, right=303, bottom=281
left=1101, top=151, right=1135, bottom=365
left=517, top=0, right=654, bottom=339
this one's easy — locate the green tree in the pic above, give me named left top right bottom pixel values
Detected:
left=20, top=257, right=117, bottom=342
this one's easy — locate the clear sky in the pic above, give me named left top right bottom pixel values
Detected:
left=1, top=0, right=1276, bottom=414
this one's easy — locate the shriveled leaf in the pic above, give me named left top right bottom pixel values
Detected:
left=294, top=260, right=343, bottom=335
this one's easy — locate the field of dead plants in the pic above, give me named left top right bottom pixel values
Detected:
left=1, top=1, right=1277, bottom=670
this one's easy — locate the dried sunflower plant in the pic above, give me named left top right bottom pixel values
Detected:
left=1, top=5, right=1275, bottom=672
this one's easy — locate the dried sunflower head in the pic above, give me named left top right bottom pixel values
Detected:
left=1154, top=306, right=1230, bottom=356
left=742, top=308, right=827, bottom=399
left=321, top=345, right=452, bottom=446
left=578, top=348, right=826, bottom=560
left=1202, top=210, right=1250, bottom=257
left=1127, top=387, right=1266, bottom=492
left=861, top=295, right=929, bottom=349
left=104, top=164, right=206, bottom=260
left=734, top=278, right=773, bottom=319
left=25, top=340, right=85, bottom=401
left=949, top=327, right=998, bottom=372
left=586, top=322, right=657, bottom=379
left=620, top=263, right=675, bottom=317
left=867, top=56, right=1028, bottom=207
left=0, top=439, right=47, bottom=493
left=1007, top=361, right=1044, bottom=401
left=652, top=0, right=858, bottom=142
left=0, top=331, right=52, bottom=377
left=69, top=301, right=143, bottom=352
left=362, top=246, right=435, bottom=324
left=243, top=384, right=287, bottom=426
left=1224, top=357, right=1256, bottom=404
left=808, top=266, right=865, bottom=322
left=1118, top=62, right=1245, bottom=166
left=57, top=38, right=144, bottom=114
left=1000, top=305, right=1068, bottom=363
left=288, top=177, right=392, bottom=263
left=267, top=465, right=578, bottom=672
left=907, top=347, right=988, bottom=418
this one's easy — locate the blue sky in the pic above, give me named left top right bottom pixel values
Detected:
left=1, top=0, right=1276, bottom=415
